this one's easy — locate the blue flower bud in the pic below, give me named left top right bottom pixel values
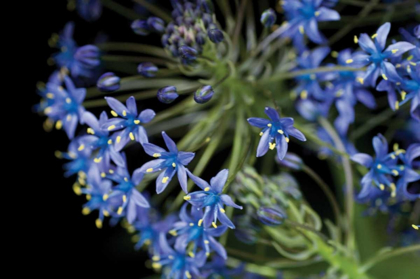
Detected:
left=137, top=62, right=158, bottom=77
left=261, top=8, right=277, bottom=28
left=74, top=45, right=100, bottom=68
left=194, top=85, right=214, bottom=104
left=276, top=153, right=303, bottom=170
left=97, top=72, right=120, bottom=92
left=131, top=19, right=150, bottom=36
left=257, top=207, right=287, bottom=226
left=196, top=32, right=206, bottom=45
left=198, top=0, right=214, bottom=13
left=208, top=28, right=224, bottom=43
left=414, top=25, right=420, bottom=39
left=179, top=45, right=198, bottom=61
left=202, top=14, right=213, bottom=27
left=147, top=17, right=165, bottom=33
left=157, top=86, right=178, bottom=104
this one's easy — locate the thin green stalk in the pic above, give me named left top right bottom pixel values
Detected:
left=232, top=0, right=248, bottom=49
left=340, top=0, right=416, bottom=9
left=101, top=0, right=140, bottom=20
left=350, top=108, right=396, bottom=141
left=101, top=55, right=175, bottom=66
left=132, top=0, right=172, bottom=22
left=225, top=108, right=245, bottom=189
left=301, top=164, right=342, bottom=235
left=97, top=42, right=174, bottom=59
left=360, top=245, right=420, bottom=272
left=318, top=117, right=355, bottom=251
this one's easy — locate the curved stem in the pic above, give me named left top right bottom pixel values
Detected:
left=132, top=0, right=172, bottom=22
left=318, top=117, right=355, bottom=251
left=360, top=245, right=420, bottom=272
left=101, top=0, right=140, bottom=20
left=350, top=108, right=396, bottom=141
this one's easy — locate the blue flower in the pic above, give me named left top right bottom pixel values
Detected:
left=184, top=169, right=242, bottom=229
left=139, top=132, right=195, bottom=194
left=279, top=0, right=340, bottom=44
left=153, top=234, right=206, bottom=279
left=157, top=86, right=179, bottom=104
left=52, top=22, right=101, bottom=79
left=261, top=8, right=277, bottom=28
left=106, top=164, right=150, bottom=224
left=81, top=165, right=117, bottom=229
left=248, top=107, right=306, bottom=160
left=97, top=72, right=121, bottom=92
left=102, top=96, right=155, bottom=150
left=76, top=0, right=102, bottom=22
left=201, top=255, right=245, bottom=279
left=399, top=26, right=420, bottom=63
left=138, top=62, right=158, bottom=77
left=59, top=137, right=92, bottom=177
left=396, top=143, right=420, bottom=201
left=349, top=22, right=415, bottom=86
left=43, top=76, right=86, bottom=139
left=351, top=134, right=401, bottom=198
left=293, top=47, right=334, bottom=101
left=194, top=85, right=214, bottom=104
left=170, top=204, right=228, bottom=259
left=79, top=111, right=125, bottom=170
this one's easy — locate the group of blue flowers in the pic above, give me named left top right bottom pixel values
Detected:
left=36, top=0, right=419, bottom=278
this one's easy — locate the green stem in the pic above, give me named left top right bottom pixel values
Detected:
left=97, top=42, right=174, bottom=59
left=100, top=0, right=140, bottom=20
left=360, top=245, right=420, bottom=272
left=340, top=0, right=416, bottom=9
left=350, top=108, right=396, bottom=141
left=132, top=0, right=172, bottom=22
left=232, top=0, right=248, bottom=49
left=318, top=117, right=355, bottom=251
left=101, top=55, right=175, bottom=66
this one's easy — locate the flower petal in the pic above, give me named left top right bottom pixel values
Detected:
left=375, top=22, right=390, bottom=51
left=136, top=126, right=149, bottom=145
left=210, top=169, right=229, bottom=193
left=138, top=159, right=165, bottom=173
left=358, top=33, right=376, bottom=54
left=105, top=97, right=128, bottom=116
left=385, top=41, right=415, bottom=58
left=143, top=143, right=167, bottom=157
left=131, top=188, right=150, bottom=207
left=186, top=169, right=210, bottom=190
left=257, top=129, right=270, bottom=157
left=162, top=131, right=178, bottom=153
left=316, top=7, right=340, bottom=21
left=220, top=194, right=242, bottom=209
left=177, top=165, right=188, bottom=193
left=286, top=127, right=306, bottom=141
left=264, top=107, right=281, bottom=122
left=138, top=109, right=156, bottom=123
left=177, top=151, right=195, bottom=165
left=209, top=237, right=227, bottom=259
left=275, top=135, right=288, bottom=160
left=156, top=167, right=176, bottom=194
left=126, top=96, right=138, bottom=115
left=247, top=117, right=270, bottom=128
left=351, top=153, right=373, bottom=168
left=372, top=134, right=388, bottom=159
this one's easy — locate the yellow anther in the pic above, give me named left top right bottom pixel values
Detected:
left=393, top=143, right=399, bottom=152
left=103, top=194, right=109, bottom=201
left=122, top=110, right=127, bottom=117
left=354, top=36, right=358, bottom=44
left=315, top=11, right=320, bottom=16
left=144, top=239, right=151, bottom=245
left=392, top=170, right=399, bottom=176
left=206, top=252, right=210, bottom=256
left=94, top=157, right=102, bottom=163
left=95, top=219, right=103, bottom=229
left=87, top=128, right=95, bottom=134
left=357, top=77, right=364, bottom=84
left=189, top=223, right=194, bottom=226
left=299, top=25, right=304, bottom=34
left=172, top=163, right=176, bottom=168
left=168, top=255, right=174, bottom=260
left=371, top=33, right=377, bottom=39
left=395, top=64, right=401, bottom=68
left=278, top=129, right=284, bottom=134
left=46, top=93, right=54, bottom=99
left=185, top=271, right=192, bottom=279
left=390, top=183, right=396, bottom=197
left=124, top=177, right=128, bottom=182
left=336, top=90, right=344, bottom=97
left=162, top=176, right=169, bottom=183
left=123, top=195, right=127, bottom=203
left=66, top=115, right=72, bottom=121
left=152, top=255, right=160, bottom=261
left=55, top=120, right=63, bottom=130
left=153, top=153, right=161, bottom=158
left=204, top=187, right=210, bottom=191
left=390, top=154, right=396, bottom=160
left=78, top=178, right=85, bottom=186
left=110, top=110, right=118, bottom=117
left=410, top=62, right=417, bottom=66
left=391, top=49, right=398, bottom=54
left=107, top=139, right=113, bottom=145
left=73, top=183, right=82, bottom=195
left=129, top=132, right=135, bottom=141
left=382, top=74, right=388, bottom=80
left=109, top=169, right=114, bottom=174
left=267, top=123, right=272, bottom=127
left=66, top=98, right=71, bottom=104
left=184, top=196, right=191, bottom=201
left=82, top=207, right=90, bottom=215
left=399, top=166, right=405, bottom=171
left=86, top=194, right=91, bottom=201
left=107, top=125, right=116, bottom=131
left=412, top=224, right=419, bottom=230
left=269, top=142, right=276, bottom=150
left=78, top=144, right=85, bottom=151
left=204, top=240, right=209, bottom=244
left=198, top=219, right=203, bottom=226
left=68, top=152, right=77, bottom=159
left=401, top=91, right=407, bottom=100
left=188, top=252, right=195, bottom=258
left=407, top=55, right=413, bottom=61
left=300, top=90, right=308, bottom=99
left=117, top=207, right=123, bottom=215
left=55, top=150, right=63, bottom=159
left=78, top=171, right=86, bottom=179
left=116, top=136, right=121, bottom=143
left=152, top=263, right=161, bottom=269
left=395, top=101, right=399, bottom=110
left=331, top=51, right=338, bottom=58
left=379, top=184, right=385, bottom=191
left=220, top=208, right=225, bottom=213
left=212, top=222, right=218, bottom=228
left=169, top=230, right=177, bottom=236
left=285, top=137, right=290, bottom=143
left=259, top=132, right=264, bottom=136
left=377, top=164, right=382, bottom=169
left=103, top=210, right=109, bottom=217
left=134, top=119, right=140, bottom=124
left=345, top=59, right=353, bottom=64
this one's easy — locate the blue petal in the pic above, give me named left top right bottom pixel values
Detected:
left=358, top=34, right=376, bottom=54
left=316, top=7, right=340, bottom=21
left=355, top=89, right=376, bottom=109
left=385, top=42, right=415, bottom=58
left=126, top=96, right=138, bottom=115
left=186, top=169, right=211, bottom=190
left=209, top=237, right=227, bottom=259
left=372, top=134, right=388, bottom=159
left=406, top=144, right=420, bottom=166
left=310, top=46, right=330, bottom=67
left=131, top=188, right=149, bottom=207
left=207, top=225, right=228, bottom=237
left=177, top=165, right=188, bottom=193
left=275, top=135, right=288, bottom=160
left=82, top=111, right=101, bottom=132
left=132, top=168, right=145, bottom=185
left=177, top=151, right=195, bottom=165
left=375, top=22, right=390, bottom=51
left=351, top=153, right=373, bottom=168
left=136, top=126, right=149, bottom=144
left=109, top=146, right=125, bottom=167
left=156, top=167, right=176, bottom=194
left=350, top=53, right=370, bottom=67
left=220, top=194, right=242, bottom=209
left=105, top=97, right=128, bottom=116
left=306, top=19, right=324, bottom=44
left=203, top=206, right=216, bottom=228
left=162, top=131, right=178, bottom=153
left=217, top=210, right=235, bottom=229
left=286, top=127, right=306, bottom=141
left=138, top=159, right=165, bottom=173
left=143, top=143, right=167, bottom=157
left=381, top=61, right=401, bottom=83
left=114, top=128, right=131, bottom=151
left=247, top=117, right=270, bottom=128
left=158, top=234, right=174, bottom=255
left=126, top=197, right=137, bottom=224
left=264, top=107, right=281, bottom=122
left=138, top=109, right=156, bottom=123
left=210, top=169, right=229, bottom=193
left=256, top=129, right=270, bottom=157
left=64, top=113, right=78, bottom=139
